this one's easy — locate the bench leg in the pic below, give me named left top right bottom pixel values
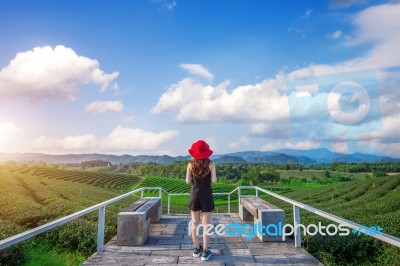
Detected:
left=255, top=210, right=286, bottom=242
left=239, top=202, right=253, bottom=221
left=150, top=204, right=162, bottom=223
left=117, top=211, right=149, bottom=246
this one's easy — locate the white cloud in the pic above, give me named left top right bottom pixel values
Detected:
left=303, top=9, right=313, bottom=18
left=250, top=122, right=291, bottom=138
left=331, top=141, right=349, bottom=153
left=0, top=122, right=18, bottom=135
left=86, top=101, right=124, bottom=114
left=101, top=127, right=179, bottom=151
left=350, top=3, right=400, bottom=70
left=204, top=137, right=218, bottom=152
left=290, top=4, right=400, bottom=77
left=261, top=140, right=321, bottom=151
left=32, top=135, right=99, bottom=151
left=359, top=115, right=400, bottom=143
left=156, top=0, right=177, bottom=10
left=112, top=83, right=119, bottom=90
left=151, top=78, right=206, bottom=114
left=250, top=123, right=270, bottom=135
left=329, top=30, right=343, bottom=39
left=358, top=139, right=400, bottom=158
left=180, top=64, right=214, bottom=79
left=329, top=0, right=367, bottom=9
left=0, top=45, right=119, bottom=101
left=0, top=122, right=19, bottom=150
left=229, top=137, right=250, bottom=149
left=30, top=127, right=179, bottom=153
left=379, top=81, right=400, bottom=118
left=123, top=116, right=136, bottom=122
left=165, top=1, right=177, bottom=10
left=152, top=74, right=288, bottom=123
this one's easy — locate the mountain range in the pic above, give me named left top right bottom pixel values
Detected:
left=0, top=148, right=398, bottom=164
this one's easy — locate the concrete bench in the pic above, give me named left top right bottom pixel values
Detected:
left=239, top=196, right=285, bottom=241
left=117, top=197, right=162, bottom=246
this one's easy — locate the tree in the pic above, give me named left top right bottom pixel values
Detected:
left=325, top=170, right=331, bottom=178
left=259, top=169, right=280, bottom=183
left=373, top=170, right=387, bottom=177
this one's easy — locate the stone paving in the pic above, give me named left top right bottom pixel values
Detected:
left=83, top=214, right=323, bottom=266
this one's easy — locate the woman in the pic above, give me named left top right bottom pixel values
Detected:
left=186, top=140, right=217, bottom=261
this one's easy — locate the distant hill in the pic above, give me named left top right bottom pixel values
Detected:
left=0, top=153, right=189, bottom=164
left=213, top=155, right=247, bottom=163
left=0, top=148, right=398, bottom=164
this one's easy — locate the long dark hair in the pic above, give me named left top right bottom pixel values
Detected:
left=191, top=158, right=211, bottom=178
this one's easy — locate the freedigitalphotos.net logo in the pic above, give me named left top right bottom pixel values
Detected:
left=286, top=69, right=382, bottom=154
left=286, top=38, right=382, bottom=156
left=188, top=221, right=383, bottom=241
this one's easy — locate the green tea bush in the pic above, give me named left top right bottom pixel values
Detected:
left=303, top=234, right=377, bottom=265
left=44, top=219, right=97, bottom=256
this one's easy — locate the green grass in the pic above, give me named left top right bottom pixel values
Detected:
left=23, top=240, right=85, bottom=266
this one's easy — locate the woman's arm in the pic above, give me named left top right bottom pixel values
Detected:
left=185, top=163, right=193, bottom=185
left=211, top=163, right=217, bottom=183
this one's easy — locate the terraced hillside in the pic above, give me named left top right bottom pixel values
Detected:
left=16, top=166, right=141, bottom=190
left=0, top=166, right=138, bottom=228
left=263, top=175, right=400, bottom=265
left=0, top=166, right=142, bottom=265
left=264, top=176, right=400, bottom=235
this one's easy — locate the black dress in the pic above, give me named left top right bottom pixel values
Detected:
left=188, top=171, right=215, bottom=212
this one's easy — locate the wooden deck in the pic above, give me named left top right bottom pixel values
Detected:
left=83, top=214, right=323, bottom=266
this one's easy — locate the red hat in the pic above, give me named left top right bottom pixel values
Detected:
left=188, top=140, right=213, bottom=160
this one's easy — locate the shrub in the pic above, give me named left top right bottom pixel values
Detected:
left=373, top=171, right=388, bottom=178
left=0, top=244, right=27, bottom=266
left=44, top=219, right=97, bottom=256
left=303, top=234, right=377, bottom=265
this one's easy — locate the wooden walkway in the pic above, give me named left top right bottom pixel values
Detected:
left=83, top=214, right=322, bottom=266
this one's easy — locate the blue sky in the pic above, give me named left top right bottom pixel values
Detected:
left=0, top=0, right=399, bottom=157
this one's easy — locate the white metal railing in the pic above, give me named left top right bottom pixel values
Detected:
left=243, top=186, right=400, bottom=248
left=0, top=187, right=162, bottom=252
left=0, top=185, right=399, bottom=254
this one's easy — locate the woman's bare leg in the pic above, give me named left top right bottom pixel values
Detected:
left=191, top=210, right=201, bottom=248
left=202, top=212, right=212, bottom=250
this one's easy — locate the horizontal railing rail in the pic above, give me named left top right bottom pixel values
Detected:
left=1, top=185, right=399, bottom=254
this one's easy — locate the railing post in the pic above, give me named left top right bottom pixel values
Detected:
left=141, top=188, right=144, bottom=198
left=238, top=187, right=241, bottom=211
left=256, top=188, right=259, bottom=198
left=228, top=194, right=231, bottom=214
left=97, top=206, right=105, bottom=252
left=293, top=205, right=301, bottom=248
left=159, top=188, right=163, bottom=214
left=168, top=195, right=171, bottom=214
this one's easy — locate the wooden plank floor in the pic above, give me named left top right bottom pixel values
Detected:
left=83, top=214, right=323, bottom=266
